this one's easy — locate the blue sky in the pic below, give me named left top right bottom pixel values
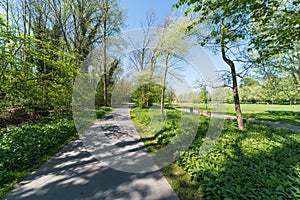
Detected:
left=119, top=0, right=179, bottom=30
left=119, top=0, right=228, bottom=65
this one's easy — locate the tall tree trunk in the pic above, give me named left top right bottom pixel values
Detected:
left=5, top=0, right=9, bottom=48
left=27, top=0, right=31, bottom=67
left=23, top=0, right=27, bottom=37
left=103, top=0, right=108, bottom=106
left=161, top=54, right=169, bottom=114
left=221, top=18, right=244, bottom=130
left=296, top=46, right=300, bottom=92
left=6, top=0, right=9, bottom=31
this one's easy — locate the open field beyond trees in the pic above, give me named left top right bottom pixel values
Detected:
left=178, top=103, right=300, bottom=126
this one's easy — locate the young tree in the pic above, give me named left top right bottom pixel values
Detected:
left=199, top=85, right=207, bottom=104
left=127, top=11, right=160, bottom=108
left=128, top=10, right=157, bottom=72
left=174, top=0, right=253, bottom=129
left=155, top=16, right=191, bottom=114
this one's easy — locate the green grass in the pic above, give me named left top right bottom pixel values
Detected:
left=95, top=106, right=112, bottom=118
left=162, top=163, right=204, bottom=200
left=130, top=107, right=204, bottom=199
left=224, top=104, right=300, bottom=125
left=0, top=107, right=112, bottom=199
left=131, top=107, right=300, bottom=200
left=178, top=103, right=300, bottom=126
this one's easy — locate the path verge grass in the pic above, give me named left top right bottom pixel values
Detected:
left=131, top=107, right=300, bottom=199
left=0, top=107, right=112, bottom=199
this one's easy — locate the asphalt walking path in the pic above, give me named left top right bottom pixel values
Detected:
left=3, top=107, right=179, bottom=200
left=178, top=108, right=300, bottom=131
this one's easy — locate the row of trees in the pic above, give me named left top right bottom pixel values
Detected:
left=221, top=77, right=300, bottom=104
left=0, top=0, right=203, bottom=117
left=0, top=0, right=125, bottom=112
left=0, top=0, right=195, bottom=116
left=179, top=75, right=300, bottom=105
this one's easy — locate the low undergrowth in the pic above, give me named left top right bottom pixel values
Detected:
left=0, top=107, right=112, bottom=198
left=131, top=107, right=300, bottom=200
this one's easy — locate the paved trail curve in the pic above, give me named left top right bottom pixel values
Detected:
left=4, top=107, right=178, bottom=200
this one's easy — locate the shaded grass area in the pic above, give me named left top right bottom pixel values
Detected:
left=130, top=107, right=206, bottom=199
left=131, top=107, right=300, bottom=200
left=178, top=103, right=300, bottom=126
left=0, top=107, right=112, bottom=199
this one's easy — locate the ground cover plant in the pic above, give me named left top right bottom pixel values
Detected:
left=131, top=107, right=300, bottom=199
left=0, top=107, right=112, bottom=198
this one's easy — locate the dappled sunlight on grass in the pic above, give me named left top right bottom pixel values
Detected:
left=131, top=107, right=300, bottom=199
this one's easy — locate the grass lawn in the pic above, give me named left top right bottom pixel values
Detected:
left=131, top=107, right=300, bottom=200
left=179, top=103, right=300, bottom=126
left=0, top=107, right=112, bottom=199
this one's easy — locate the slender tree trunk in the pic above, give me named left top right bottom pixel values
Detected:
left=23, top=0, right=27, bottom=62
left=103, top=33, right=108, bottom=106
left=140, top=48, right=145, bottom=70
left=289, top=49, right=300, bottom=93
left=150, top=50, right=157, bottom=80
left=5, top=0, right=9, bottom=47
left=23, top=0, right=27, bottom=37
left=296, top=46, right=300, bottom=92
left=221, top=19, right=244, bottom=130
left=6, top=0, right=12, bottom=106
left=161, top=54, right=169, bottom=114
left=143, top=85, right=149, bottom=108
left=27, top=0, right=31, bottom=67
left=6, top=0, right=9, bottom=30
left=103, top=1, right=108, bottom=106
left=3, top=0, right=8, bottom=54
left=221, top=45, right=244, bottom=130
